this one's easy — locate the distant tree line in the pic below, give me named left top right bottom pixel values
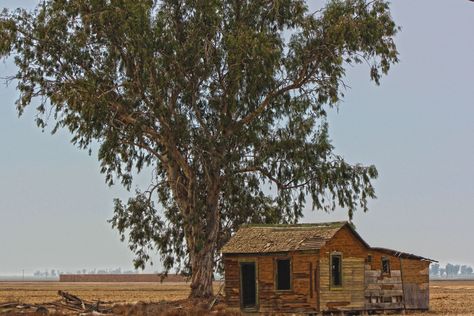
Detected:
left=32, top=268, right=139, bottom=277
left=430, top=263, right=474, bottom=279
left=33, top=269, right=59, bottom=278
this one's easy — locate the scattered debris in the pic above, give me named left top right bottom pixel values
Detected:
left=0, top=302, right=19, bottom=309
left=0, top=289, right=233, bottom=315
left=57, top=290, right=110, bottom=313
left=0, top=291, right=113, bottom=315
left=208, top=282, right=225, bottom=311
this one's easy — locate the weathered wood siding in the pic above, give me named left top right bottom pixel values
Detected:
left=401, top=259, right=430, bottom=310
left=319, top=257, right=366, bottom=311
left=224, top=225, right=431, bottom=313
left=259, top=253, right=318, bottom=313
left=364, top=252, right=403, bottom=310
left=369, top=252, right=401, bottom=271
left=224, top=256, right=241, bottom=308
left=223, top=253, right=319, bottom=313
left=364, top=250, right=430, bottom=311
left=319, top=226, right=368, bottom=311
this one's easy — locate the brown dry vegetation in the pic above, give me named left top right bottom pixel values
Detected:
left=0, top=282, right=222, bottom=304
left=0, top=280, right=473, bottom=315
left=417, top=280, right=474, bottom=316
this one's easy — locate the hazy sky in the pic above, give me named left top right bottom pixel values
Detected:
left=1, top=0, right=473, bottom=275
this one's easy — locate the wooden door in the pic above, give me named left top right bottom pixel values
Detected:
left=240, top=262, right=257, bottom=308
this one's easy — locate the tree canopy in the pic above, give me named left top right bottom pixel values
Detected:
left=0, top=0, right=398, bottom=297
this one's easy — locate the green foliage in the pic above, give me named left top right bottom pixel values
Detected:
left=1, top=0, right=398, bottom=279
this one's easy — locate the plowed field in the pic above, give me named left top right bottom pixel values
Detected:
left=0, top=280, right=472, bottom=315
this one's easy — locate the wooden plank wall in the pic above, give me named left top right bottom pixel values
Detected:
left=401, top=259, right=430, bottom=310
left=223, top=257, right=240, bottom=308
left=365, top=251, right=430, bottom=311
left=223, top=253, right=318, bottom=313
left=318, top=226, right=368, bottom=311
left=258, top=253, right=318, bottom=313
left=364, top=266, right=404, bottom=310
left=369, top=252, right=401, bottom=271
left=319, top=257, right=366, bottom=311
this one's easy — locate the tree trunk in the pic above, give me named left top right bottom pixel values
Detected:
left=189, top=239, right=215, bottom=298
left=164, top=145, right=221, bottom=298
left=188, top=176, right=220, bottom=298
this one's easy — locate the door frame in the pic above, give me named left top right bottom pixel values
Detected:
left=239, top=259, right=258, bottom=310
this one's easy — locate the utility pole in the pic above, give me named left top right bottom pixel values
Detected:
left=22, top=269, right=24, bottom=281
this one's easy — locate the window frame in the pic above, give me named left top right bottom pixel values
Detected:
left=330, top=252, right=343, bottom=289
left=275, top=257, right=292, bottom=291
left=382, top=256, right=391, bottom=275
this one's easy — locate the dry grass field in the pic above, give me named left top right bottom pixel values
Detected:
left=0, top=280, right=473, bottom=315
left=421, top=280, right=474, bottom=315
left=0, top=282, right=224, bottom=304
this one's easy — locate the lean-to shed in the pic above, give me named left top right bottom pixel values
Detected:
left=221, top=221, right=435, bottom=314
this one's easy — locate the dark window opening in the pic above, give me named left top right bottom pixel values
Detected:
left=367, top=254, right=372, bottom=263
left=382, top=257, right=391, bottom=274
left=331, top=254, right=342, bottom=287
left=382, top=296, right=393, bottom=303
left=240, top=262, right=257, bottom=308
left=276, top=259, right=291, bottom=290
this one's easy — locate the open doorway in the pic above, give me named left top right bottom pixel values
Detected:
left=240, top=262, right=257, bottom=308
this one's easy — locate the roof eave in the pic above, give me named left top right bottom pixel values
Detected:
left=371, top=247, right=437, bottom=263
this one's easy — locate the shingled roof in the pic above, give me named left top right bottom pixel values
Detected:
left=221, top=221, right=366, bottom=254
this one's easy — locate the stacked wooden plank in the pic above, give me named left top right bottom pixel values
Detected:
left=364, top=267, right=404, bottom=310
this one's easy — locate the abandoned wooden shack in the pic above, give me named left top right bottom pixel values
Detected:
left=221, top=221, right=435, bottom=314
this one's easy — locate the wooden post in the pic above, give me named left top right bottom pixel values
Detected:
left=399, top=257, right=407, bottom=313
left=316, top=259, right=321, bottom=313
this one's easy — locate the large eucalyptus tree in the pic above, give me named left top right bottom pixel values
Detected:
left=0, top=0, right=398, bottom=297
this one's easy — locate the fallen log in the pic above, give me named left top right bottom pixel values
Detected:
left=0, top=302, right=19, bottom=309
left=57, top=290, right=112, bottom=313
left=58, top=290, right=85, bottom=306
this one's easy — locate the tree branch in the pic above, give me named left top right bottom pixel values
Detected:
left=235, top=166, right=320, bottom=191
left=232, top=63, right=315, bottom=132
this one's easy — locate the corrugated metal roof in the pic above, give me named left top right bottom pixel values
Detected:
left=221, top=221, right=348, bottom=254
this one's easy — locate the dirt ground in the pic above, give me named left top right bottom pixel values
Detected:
left=0, top=280, right=473, bottom=315
left=420, top=280, right=474, bottom=315
left=0, top=282, right=224, bottom=304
